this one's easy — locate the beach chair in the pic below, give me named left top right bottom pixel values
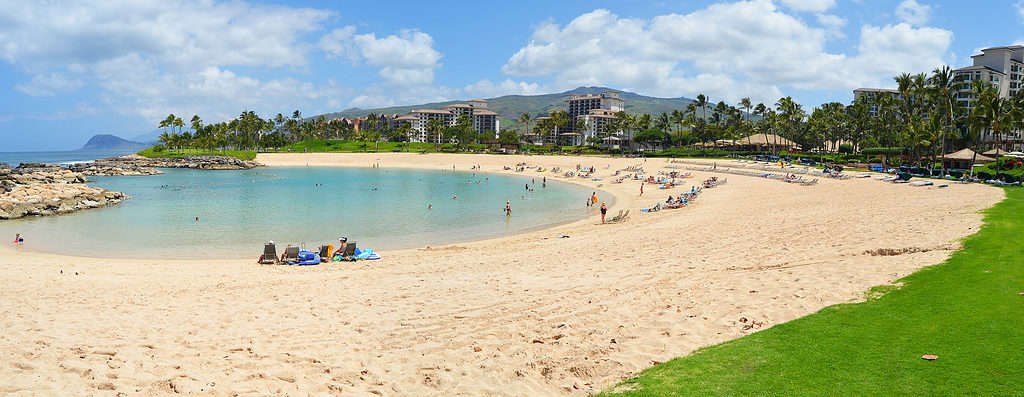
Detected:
left=259, top=243, right=278, bottom=264
left=333, top=242, right=357, bottom=261
left=318, top=244, right=332, bottom=263
left=281, top=246, right=300, bottom=264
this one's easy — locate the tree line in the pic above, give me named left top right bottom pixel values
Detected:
left=156, top=65, right=1024, bottom=175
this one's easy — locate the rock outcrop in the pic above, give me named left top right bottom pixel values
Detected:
left=68, top=163, right=164, bottom=176
left=98, top=155, right=261, bottom=170
left=0, top=165, right=127, bottom=220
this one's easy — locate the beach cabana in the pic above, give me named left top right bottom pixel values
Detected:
left=983, top=148, right=1011, bottom=157
left=942, top=148, right=995, bottom=170
left=729, top=134, right=799, bottom=152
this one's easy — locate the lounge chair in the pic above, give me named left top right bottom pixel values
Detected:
left=281, top=246, right=300, bottom=264
left=801, top=178, right=818, bottom=186
left=909, top=180, right=934, bottom=187
left=334, top=242, right=357, bottom=261
left=318, top=244, right=332, bottom=263
left=259, top=243, right=278, bottom=264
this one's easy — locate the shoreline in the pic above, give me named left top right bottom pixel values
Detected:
left=0, top=153, right=1004, bottom=396
left=0, top=153, right=625, bottom=261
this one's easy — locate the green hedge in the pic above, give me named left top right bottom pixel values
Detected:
left=137, top=147, right=256, bottom=161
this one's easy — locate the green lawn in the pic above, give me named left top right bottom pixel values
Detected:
left=600, top=188, right=1024, bottom=396
left=137, top=147, right=256, bottom=161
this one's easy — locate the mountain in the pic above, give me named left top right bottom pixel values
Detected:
left=313, top=87, right=697, bottom=129
left=78, top=134, right=150, bottom=151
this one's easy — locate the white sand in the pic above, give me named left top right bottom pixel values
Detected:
left=0, top=153, right=1003, bottom=396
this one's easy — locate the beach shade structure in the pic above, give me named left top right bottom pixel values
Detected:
left=942, top=148, right=995, bottom=170
left=1008, top=151, right=1024, bottom=158
left=726, top=134, right=799, bottom=151
left=983, top=148, right=1013, bottom=157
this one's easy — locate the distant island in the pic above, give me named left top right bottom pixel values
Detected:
left=79, top=134, right=150, bottom=151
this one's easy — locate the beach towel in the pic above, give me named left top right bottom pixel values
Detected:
left=294, top=250, right=321, bottom=265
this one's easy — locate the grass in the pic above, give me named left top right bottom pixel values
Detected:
left=599, top=188, right=1024, bottom=396
left=137, top=147, right=256, bottom=161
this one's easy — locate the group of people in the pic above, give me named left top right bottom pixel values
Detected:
left=11, top=233, right=24, bottom=245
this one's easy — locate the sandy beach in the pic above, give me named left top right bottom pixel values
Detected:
left=0, top=153, right=1003, bottom=396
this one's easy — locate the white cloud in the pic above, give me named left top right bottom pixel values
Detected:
left=816, top=13, right=847, bottom=38
left=895, top=0, right=931, bottom=26
left=319, top=28, right=443, bottom=86
left=0, top=0, right=347, bottom=123
left=15, top=72, right=84, bottom=96
left=1016, top=1, right=1024, bottom=21
left=778, top=0, right=836, bottom=13
left=464, top=79, right=546, bottom=97
left=500, top=2, right=953, bottom=105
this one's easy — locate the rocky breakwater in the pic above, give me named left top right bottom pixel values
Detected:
left=68, top=162, right=164, bottom=176
left=101, top=155, right=261, bottom=170
left=0, top=164, right=127, bottom=220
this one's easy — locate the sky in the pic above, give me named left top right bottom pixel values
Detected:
left=0, top=0, right=1021, bottom=151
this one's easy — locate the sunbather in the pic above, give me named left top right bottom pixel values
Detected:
left=332, top=237, right=348, bottom=257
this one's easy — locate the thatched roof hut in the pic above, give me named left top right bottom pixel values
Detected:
left=943, top=148, right=995, bottom=170
left=724, top=134, right=799, bottom=150
left=983, top=148, right=1011, bottom=156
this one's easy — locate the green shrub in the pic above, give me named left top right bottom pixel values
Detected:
left=838, top=144, right=854, bottom=154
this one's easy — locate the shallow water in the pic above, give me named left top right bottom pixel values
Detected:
left=1, top=167, right=603, bottom=259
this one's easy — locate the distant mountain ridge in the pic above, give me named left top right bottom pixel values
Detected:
left=313, top=87, right=697, bottom=128
left=78, top=134, right=150, bottom=151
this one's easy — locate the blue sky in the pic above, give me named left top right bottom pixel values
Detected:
left=1, top=0, right=1021, bottom=151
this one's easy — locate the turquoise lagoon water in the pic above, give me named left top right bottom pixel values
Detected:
left=1, top=167, right=601, bottom=259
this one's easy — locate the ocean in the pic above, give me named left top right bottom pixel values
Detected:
left=0, top=149, right=139, bottom=167
left=1, top=166, right=600, bottom=259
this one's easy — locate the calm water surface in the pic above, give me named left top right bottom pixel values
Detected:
left=1, top=167, right=604, bottom=259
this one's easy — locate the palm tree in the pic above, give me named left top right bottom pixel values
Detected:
left=928, top=66, right=959, bottom=176
left=751, top=103, right=766, bottom=148
left=518, top=113, right=532, bottom=139
left=550, top=110, right=570, bottom=148
left=427, top=119, right=444, bottom=151
left=970, top=79, right=1013, bottom=177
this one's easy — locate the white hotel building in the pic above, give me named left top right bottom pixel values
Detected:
left=854, top=45, right=1023, bottom=150
left=953, top=45, right=1023, bottom=149
left=407, top=99, right=500, bottom=143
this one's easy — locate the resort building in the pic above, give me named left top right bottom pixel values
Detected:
left=408, top=100, right=500, bottom=143
left=852, top=88, right=901, bottom=117
left=566, top=91, right=625, bottom=146
left=953, top=45, right=1024, bottom=149
left=854, top=45, right=1024, bottom=150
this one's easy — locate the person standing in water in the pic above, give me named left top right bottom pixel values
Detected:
left=14, top=233, right=24, bottom=245
left=505, top=200, right=512, bottom=216
left=600, top=202, right=608, bottom=224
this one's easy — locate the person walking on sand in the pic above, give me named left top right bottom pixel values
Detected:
left=640, top=182, right=644, bottom=196
left=505, top=200, right=512, bottom=216
left=600, top=202, right=608, bottom=224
